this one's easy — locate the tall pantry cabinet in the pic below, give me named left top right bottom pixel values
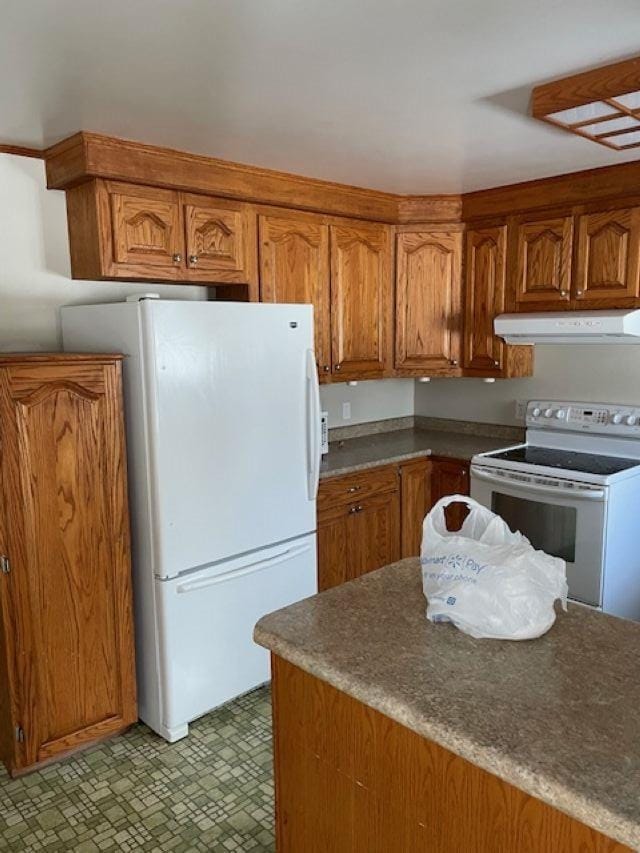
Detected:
left=0, top=354, right=137, bottom=776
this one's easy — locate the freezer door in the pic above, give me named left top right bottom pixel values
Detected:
left=142, top=300, right=319, bottom=577
left=154, top=533, right=317, bottom=735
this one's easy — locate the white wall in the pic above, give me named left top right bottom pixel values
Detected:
left=320, top=379, right=414, bottom=428
left=0, top=154, right=207, bottom=352
left=415, top=346, right=640, bottom=425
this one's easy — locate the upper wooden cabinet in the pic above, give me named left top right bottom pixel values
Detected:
left=0, top=355, right=137, bottom=776
left=65, top=179, right=257, bottom=292
left=395, top=229, right=462, bottom=376
left=258, top=213, right=331, bottom=375
left=513, top=215, right=573, bottom=308
left=575, top=207, right=640, bottom=305
left=464, top=224, right=533, bottom=378
left=330, top=222, right=393, bottom=380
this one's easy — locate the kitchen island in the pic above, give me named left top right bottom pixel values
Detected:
left=254, top=558, right=639, bottom=852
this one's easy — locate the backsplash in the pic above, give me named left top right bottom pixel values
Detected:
left=320, top=379, right=414, bottom=428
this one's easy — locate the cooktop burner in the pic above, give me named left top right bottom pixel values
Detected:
left=485, top=445, right=640, bottom=476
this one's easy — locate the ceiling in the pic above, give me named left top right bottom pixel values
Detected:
left=3, top=0, right=640, bottom=193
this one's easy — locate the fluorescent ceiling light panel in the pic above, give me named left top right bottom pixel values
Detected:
left=532, top=56, right=640, bottom=150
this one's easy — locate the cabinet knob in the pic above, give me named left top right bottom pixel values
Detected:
left=335, top=364, right=341, bottom=371
left=450, top=359, right=458, bottom=366
left=323, top=365, right=330, bottom=373
left=189, top=254, right=198, bottom=266
left=560, top=290, right=568, bottom=297
left=576, top=289, right=584, bottom=296
left=172, top=253, right=182, bottom=263
left=493, top=360, right=500, bottom=367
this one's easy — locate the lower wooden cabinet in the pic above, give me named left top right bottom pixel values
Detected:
left=430, top=458, right=470, bottom=532
left=317, top=465, right=400, bottom=591
left=319, top=458, right=471, bottom=589
left=399, top=457, right=470, bottom=558
left=0, top=354, right=137, bottom=776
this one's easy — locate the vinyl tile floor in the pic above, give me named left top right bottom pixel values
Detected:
left=0, top=687, right=275, bottom=852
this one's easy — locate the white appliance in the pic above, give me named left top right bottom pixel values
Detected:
left=494, top=309, right=640, bottom=344
left=62, top=297, right=321, bottom=742
left=471, top=400, right=640, bottom=620
left=320, top=411, right=329, bottom=455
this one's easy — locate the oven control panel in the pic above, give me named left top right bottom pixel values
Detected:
left=526, top=401, right=640, bottom=435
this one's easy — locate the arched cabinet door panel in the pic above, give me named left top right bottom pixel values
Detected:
left=0, top=355, right=136, bottom=776
left=330, top=222, right=393, bottom=380
left=575, top=207, right=640, bottom=304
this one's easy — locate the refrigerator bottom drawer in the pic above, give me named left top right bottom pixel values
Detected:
left=154, top=533, right=317, bottom=734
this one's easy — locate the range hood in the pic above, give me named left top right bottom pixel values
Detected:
left=494, top=310, right=640, bottom=345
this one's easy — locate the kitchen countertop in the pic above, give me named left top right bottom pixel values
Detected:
left=255, top=559, right=640, bottom=850
left=320, top=426, right=517, bottom=479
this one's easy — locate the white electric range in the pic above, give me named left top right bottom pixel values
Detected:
left=470, top=400, right=640, bottom=620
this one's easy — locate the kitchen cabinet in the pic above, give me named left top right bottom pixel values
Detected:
left=575, top=207, right=640, bottom=305
left=317, top=465, right=400, bottom=591
left=395, top=229, right=463, bottom=375
left=65, top=179, right=258, bottom=293
left=400, top=457, right=432, bottom=557
left=258, top=212, right=331, bottom=376
left=330, top=222, right=393, bottom=380
left=400, top=456, right=470, bottom=557
left=464, top=224, right=533, bottom=378
left=430, top=458, right=470, bottom=532
left=0, top=355, right=137, bottom=776
left=513, top=214, right=573, bottom=308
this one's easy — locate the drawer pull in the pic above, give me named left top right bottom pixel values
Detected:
left=349, top=504, right=364, bottom=514
left=347, top=485, right=361, bottom=493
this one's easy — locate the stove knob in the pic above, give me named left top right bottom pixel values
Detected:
left=555, top=409, right=567, bottom=420
left=625, top=415, right=637, bottom=426
left=611, top=413, right=623, bottom=425
left=532, top=407, right=541, bottom=418
left=544, top=408, right=554, bottom=418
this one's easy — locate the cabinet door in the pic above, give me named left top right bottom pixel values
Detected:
left=183, top=194, right=257, bottom=286
left=396, top=230, right=462, bottom=374
left=400, top=458, right=432, bottom=558
left=108, top=183, right=183, bottom=274
left=259, top=213, right=331, bottom=375
left=317, top=505, right=351, bottom=592
left=514, top=216, right=573, bottom=307
left=0, top=360, right=136, bottom=772
left=430, top=459, right=470, bottom=532
left=330, top=222, right=393, bottom=380
left=463, top=225, right=507, bottom=374
left=575, top=207, right=640, bottom=304
left=350, top=491, right=401, bottom=581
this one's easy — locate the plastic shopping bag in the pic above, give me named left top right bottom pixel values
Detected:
left=421, top=495, right=568, bottom=640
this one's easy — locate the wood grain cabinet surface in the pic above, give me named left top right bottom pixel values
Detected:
left=0, top=354, right=137, bottom=776
left=317, top=465, right=400, bottom=591
left=258, top=212, right=331, bottom=375
left=513, top=214, right=573, bottom=308
left=400, top=457, right=470, bottom=558
left=395, top=229, right=462, bottom=376
left=330, top=222, right=393, bottom=380
left=575, top=207, right=640, bottom=306
left=464, top=224, right=533, bottom=378
left=65, top=179, right=257, bottom=292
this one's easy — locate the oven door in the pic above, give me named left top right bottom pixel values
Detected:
left=470, top=465, right=607, bottom=607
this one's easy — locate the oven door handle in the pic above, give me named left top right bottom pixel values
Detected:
left=471, top=467, right=606, bottom=501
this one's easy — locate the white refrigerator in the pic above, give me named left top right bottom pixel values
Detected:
left=62, top=297, right=320, bottom=742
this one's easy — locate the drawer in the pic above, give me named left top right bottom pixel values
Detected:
left=317, top=464, right=399, bottom=513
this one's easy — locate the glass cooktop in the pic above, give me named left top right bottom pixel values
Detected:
left=485, top=445, right=640, bottom=476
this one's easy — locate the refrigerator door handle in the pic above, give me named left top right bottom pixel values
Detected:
left=176, top=542, right=313, bottom=594
left=305, top=348, right=321, bottom=501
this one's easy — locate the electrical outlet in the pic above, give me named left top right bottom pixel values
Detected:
left=514, top=400, right=529, bottom=422
left=342, top=401, right=351, bottom=420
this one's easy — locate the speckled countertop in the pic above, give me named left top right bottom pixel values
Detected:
left=255, top=559, right=640, bottom=850
left=320, top=426, right=518, bottom=479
